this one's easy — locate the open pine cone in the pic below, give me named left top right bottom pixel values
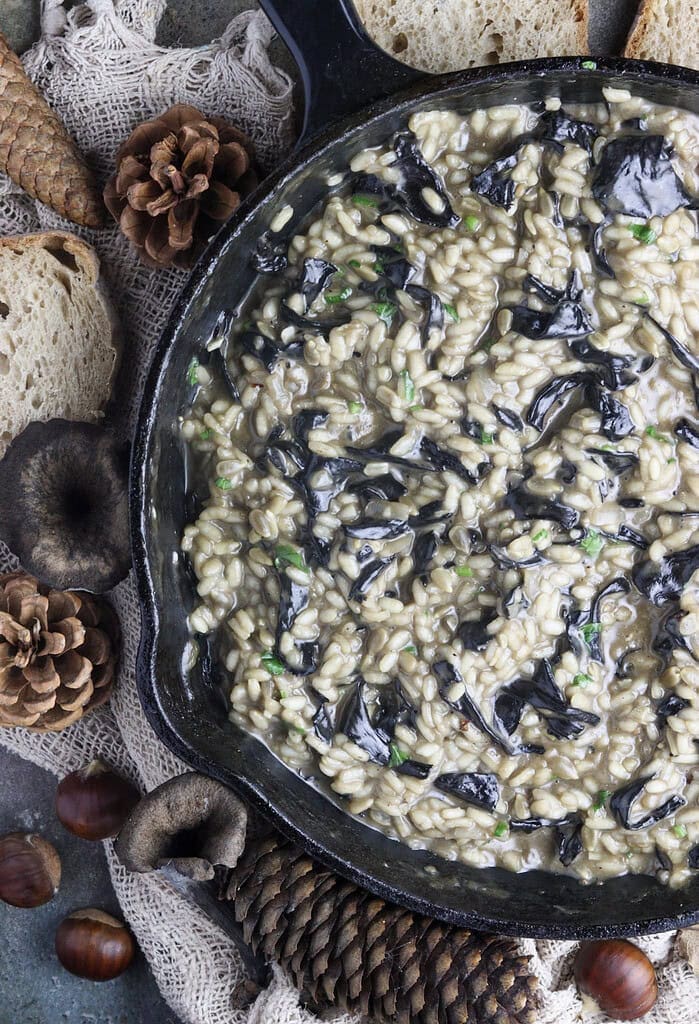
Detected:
left=0, top=572, right=119, bottom=731
left=104, top=103, right=258, bottom=269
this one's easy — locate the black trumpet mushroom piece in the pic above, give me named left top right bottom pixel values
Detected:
left=0, top=420, right=131, bottom=593
left=496, top=658, right=600, bottom=741
left=645, top=315, right=699, bottom=376
left=632, top=543, right=699, bottom=605
left=239, top=328, right=304, bottom=371
left=457, top=606, right=498, bottom=652
left=421, top=436, right=489, bottom=485
left=335, top=678, right=392, bottom=765
left=585, top=447, right=639, bottom=475
left=609, top=775, right=685, bottom=831
left=511, top=271, right=593, bottom=342
left=251, top=230, right=288, bottom=274
left=675, top=419, right=699, bottom=450
left=509, top=813, right=584, bottom=867
left=354, top=131, right=459, bottom=229
left=569, top=338, right=645, bottom=391
left=434, top=772, right=500, bottom=812
left=504, top=479, right=580, bottom=531
left=592, top=134, right=697, bottom=219
left=653, top=609, right=695, bottom=663
left=567, top=577, right=630, bottom=663
left=395, top=760, right=432, bottom=779
left=343, top=519, right=411, bottom=541
left=348, top=556, right=395, bottom=602
left=274, top=574, right=318, bottom=677
left=492, top=405, right=524, bottom=432
left=374, top=678, right=418, bottom=735
left=656, top=692, right=691, bottom=728
left=312, top=701, right=336, bottom=743
left=347, top=474, right=407, bottom=503
left=412, top=531, right=439, bottom=575
left=434, top=660, right=516, bottom=754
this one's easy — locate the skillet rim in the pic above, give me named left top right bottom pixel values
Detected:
left=131, top=55, right=699, bottom=939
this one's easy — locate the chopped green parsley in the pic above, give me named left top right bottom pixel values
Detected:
left=581, top=60, right=597, bottom=70
left=454, top=565, right=474, bottom=578
left=402, top=645, right=417, bottom=655
left=493, top=821, right=508, bottom=838
left=199, top=429, right=212, bottom=440
left=352, top=194, right=378, bottom=207
left=187, top=357, right=200, bottom=387
left=479, top=429, right=495, bottom=445
left=581, top=529, right=604, bottom=558
left=645, top=424, right=670, bottom=443
left=399, top=368, right=415, bottom=403
left=273, top=544, right=310, bottom=574
left=347, top=259, right=361, bottom=269
left=581, top=622, right=602, bottom=646
left=261, top=651, right=284, bottom=676
left=532, top=529, right=548, bottom=542
left=444, top=303, right=460, bottom=322
left=325, top=286, right=352, bottom=304
left=347, top=400, right=363, bottom=413
left=464, top=215, right=480, bottom=232
left=389, top=744, right=409, bottom=768
left=572, top=672, right=592, bottom=689
left=215, top=477, right=233, bottom=490
left=373, top=301, right=397, bottom=326
left=629, top=223, right=657, bottom=245
left=593, top=789, right=610, bottom=812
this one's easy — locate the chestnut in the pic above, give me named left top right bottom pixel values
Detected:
left=55, top=908, right=136, bottom=981
left=0, top=832, right=61, bottom=908
left=574, top=939, right=658, bottom=1020
left=56, top=760, right=140, bottom=841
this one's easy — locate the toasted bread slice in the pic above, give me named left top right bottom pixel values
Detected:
left=624, top=0, right=699, bottom=69
left=352, top=0, right=589, bottom=73
left=0, top=232, right=119, bottom=456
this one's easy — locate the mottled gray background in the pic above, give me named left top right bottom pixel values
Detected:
left=0, top=1, right=639, bottom=1022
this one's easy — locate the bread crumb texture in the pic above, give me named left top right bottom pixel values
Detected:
left=353, top=0, right=589, bottom=72
left=624, top=0, right=699, bottom=69
left=0, top=233, right=118, bottom=456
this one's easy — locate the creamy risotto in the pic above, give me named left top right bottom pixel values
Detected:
left=181, top=85, right=699, bottom=885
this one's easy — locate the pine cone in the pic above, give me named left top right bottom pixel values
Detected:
left=226, top=834, right=540, bottom=1024
left=0, top=572, right=119, bottom=731
left=104, top=103, right=258, bottom=270
left=0, top=33, right=104, bottom=228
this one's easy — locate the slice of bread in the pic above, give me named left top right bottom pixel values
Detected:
left=624, top=0, right=699, bottom=69
left=0, top=232, right=119, bottom=456
left=352, top=0, right=589, bottom=73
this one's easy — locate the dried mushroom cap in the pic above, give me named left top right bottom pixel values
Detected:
left=116, top=773, right=247, bottom=882
left=0, top=420, right=130, bottom=593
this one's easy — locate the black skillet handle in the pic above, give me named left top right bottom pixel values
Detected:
left=257, top=0, right=428, bottom=144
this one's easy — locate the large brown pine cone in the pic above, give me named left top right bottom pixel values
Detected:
left=104, top=103, right=258, bottom=270
left=0, top=572, right=119, bottom=731
left=226, top=834, right=540, bottom=1024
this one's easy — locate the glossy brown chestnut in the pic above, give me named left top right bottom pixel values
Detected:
left=574, top=939, right=658, bottom=1020
left=56, top=760, right=140, bottom=841
left=55, top=908, right=136, bottom=981
left=0, top=832, right=61, bottom=908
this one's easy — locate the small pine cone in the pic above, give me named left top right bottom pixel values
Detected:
left=104, top=103, right=258, bottom=270
left=226, top=835, right=540, bottom=1024
left=0, top=33, right=104, bottom=228
left=0, top=571, right=119, bottom=731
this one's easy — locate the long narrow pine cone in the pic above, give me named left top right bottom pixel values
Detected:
left=0, top=572, right=118, bottom=731
left=0, top=33, right=104, bottom=228
left=226, top=835, right=539, bottom=1024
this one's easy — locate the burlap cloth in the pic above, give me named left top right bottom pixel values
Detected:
left=0, top=2, right=696, bottom=1021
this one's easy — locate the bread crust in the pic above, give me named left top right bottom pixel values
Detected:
left=623, top=0, right=699, bottom=66
left=0, top=231, right=121, bottom=457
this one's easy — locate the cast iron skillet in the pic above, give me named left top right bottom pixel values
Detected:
left=131, top=0, right=699, bottom=938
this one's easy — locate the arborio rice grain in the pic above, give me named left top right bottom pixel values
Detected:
left=182, top=90, right=699, bottom=885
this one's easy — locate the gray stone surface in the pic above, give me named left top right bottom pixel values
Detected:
left=0, top=750, right=177, bottom=1024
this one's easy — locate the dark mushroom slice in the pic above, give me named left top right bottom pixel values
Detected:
left=592, top=134, right=697, bottom=219
left=274, top=573, right=319, bottom=677
left=354, top=131, right=459, bottom=229
left=689, top=846, right=699, bottom=869
left=489, top=545, right=545, bottom=570
left=295, top=257, right=338, bottom=309
left=412, top=531, right=439, bottom=575
left=492, top=405, right=524, bottom=432
left=653, top=609, right=695, bottom=663
left=343, top=519, right=412, bottom=541
left=0, top=420, right=131, bottom=593
left=614, top=525, right=649, bottom=549
left=312, top=701, right=336, bottom=742
left=645, top=315, right=699, bottom=376
left=405, top=284, right=445, bottom=343
left=499, top=658, right=600, bottom=741
left=420, top=436, right=489, bottom=485
left=536, top=109, right=598, bottom=152
left=504, top=480, right=580, bottom=531
left=508, top=813, right=584, bottom=867
left=585, top=448, right=639, bottom=475
left=347, top=428, right=426, bottom=470
left=675, top=418, right=699, bottom=449
left=588, top=386, right=636, bottom=441
left=251, top=230, right=288, bottom=274
left=569, top=338, right=643, bottom=391
left=522, top=274, right=565, bottom=305
left=656, top=692, right=691, bottom=727
left=558, top=458, right=578, bottom=485
left=374, top=677, right=418, bottom=735
left=591, top=217, right=615, bottom=278
left=348, top=556, right=395, bottom=602
left=503, top=583, right=530, bottom=619
left=370, top=245, right=417, bottom=290
left=434, top=772, right=500, bottom=812
left=395, top=760, right=432, bottom=779
left=609, top=775, right=686, bottom=831
left=347, top=474, right=407, bottom=503
left=434, top=660, right=516, bottom=755
left=567, top=577, right=631, bottom=662
left=632, top=543, right=699, bottom=605
left=238, top=328, right=304, bottom=371
left=510, top=296, right=593, bottom=342
left=457, top=606, right=498, bottom=652
left=335, top=678, right=391, bottom=765
left=526, top=371, right=597, bottom=432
